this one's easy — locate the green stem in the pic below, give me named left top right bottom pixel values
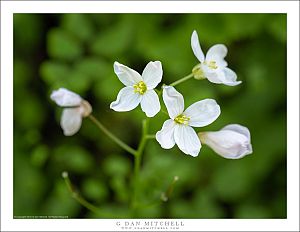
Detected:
left=169, top=73, right=194, bottom=87
left=146, top=134, right=156, bottom=139
left=88, top=114, right=136, bottom=156
left=136, top=175, right=179, bottom=210
left=131, top=119, right=149, bottom=213
left=160, top=176, right=179, bottom=202
left=62, top=172, right=103, bottom=216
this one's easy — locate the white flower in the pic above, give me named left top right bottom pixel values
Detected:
left=199, top=124, right=253, bottom=159
left=191, top=30, right=241, bottom=86
left=50, top=88, right=92, bottom=136
left=110, top=61, right=162, bottom=117
left=156, top=86, right=221, bottom=157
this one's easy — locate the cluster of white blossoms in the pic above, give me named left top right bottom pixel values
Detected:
left=51, top=30, right=252, bottom=159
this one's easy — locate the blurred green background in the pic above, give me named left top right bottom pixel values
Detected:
left=13, top=14, right=286, bottom=218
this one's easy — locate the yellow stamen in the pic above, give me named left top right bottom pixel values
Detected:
left=174, top=114, right=190, bottom=125
left=133, top=81, right=147, bottom=95
left=204, top=60, right=218, bottom=69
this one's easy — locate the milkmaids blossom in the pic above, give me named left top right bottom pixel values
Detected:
left=51, top=88, right=92, bottom=136
left=198, top=124, right=253, bottom=159
left=110, top=61, right=162, bottom=117
left=191, top=30, right=241, bottom=86
left=156, top=86, right=220, bottom=157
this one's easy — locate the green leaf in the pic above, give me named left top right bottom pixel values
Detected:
left=40, top=61, right=70, bottom=85
left=62, top=14, right=94, bottom=42
left=110, top=177, right=129, bottom=202
left=42, top=181, right=80, bottom=217
left=31, top=145, right=49, bottom=167
left=75, top=57, right=111, bottom=80
left=267, top=14, right=287, bottom=43
left=82, top=178, right=108, bottom=202
left=40, top=61, right=91, bottom=93
left=90, top=20, right=133, bottom=57
left=235, top=204, right=271, bottom=218
left=103, top=155, right=131, bottom=177
left=47, top=28, right=83, bottom=61
left=212, top=162, right=254, bottom=202
left=53, top=145, right=94, bottom=174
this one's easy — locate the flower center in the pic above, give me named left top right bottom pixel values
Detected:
left=204, top=60, right=218, bottom=69
left=133, top=81, right=147, bottom=95
left=174, top=114, right=190, bottom=125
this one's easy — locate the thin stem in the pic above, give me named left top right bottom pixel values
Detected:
left=169, top=73, right=194, bottom=87
left=146, top=134, right=156, bottom=139
left=136, top=175, right=179, bottom=210
left=63, top=172, right=130, bottom=218
left=62, top=172, right=102, bottom=216
left=160, top=176, right=180, bottom=202
left=135, top=119, right=149, bottom=171
left=88, top=114, right=136, bottom=156
left=131, top=119, right=149, bottom=213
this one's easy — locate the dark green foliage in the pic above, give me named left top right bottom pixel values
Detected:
left=14, top=13, right=286, bottom=218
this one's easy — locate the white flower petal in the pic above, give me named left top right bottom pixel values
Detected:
left=156, top=119, right=176, bottom=149
left=140, top=90, right=160, bottom=117
left=114, top=61, right=142, bottom=86
left=222, top=68, right=241, bottom=86
left=191, top=30, right=205, bottom=63
left=174, top=125, right=201, bottom=157
left=60, top=108, right=82, bottom=136
left=142, top=61, right=163, bottom=89
left=200, top=63, right=226, bottom=83
left=206, top=44, right=228, bottom=62
left=222, top=124, right=251, bottom=140
left=184, top=99, right=220, bottom=127
left=50, top=88, right=82, bottom=107
left=162, top=85, right=184, bottom=119
left=110, top=86, right=142, bottom=112
left=203, top=68, right=240, bottom=86
left=200, top=129, right=252, bottom=159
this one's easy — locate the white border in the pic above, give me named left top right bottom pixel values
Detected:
left=1, top=1, right=299, bottom=231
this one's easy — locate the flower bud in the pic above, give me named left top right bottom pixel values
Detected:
left=199, top=124, right=252, bottom=159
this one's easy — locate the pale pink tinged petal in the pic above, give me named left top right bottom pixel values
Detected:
left=60, top=108, right=82, bottom=136
left=156, top=119, right=176, bottom=149
left=222, top=124, right=251, bottom=141
left=174, top=125, right=201, bottom=157
left=142, top=61, right=163, bottom=89
left=191, top=30, right=205, bottom=63
left=140, top=90, right=160, bottom=117
left=184, top=99, right=221, bottom=127
left=50, top=88, right=82, bottom=107
left=110, top=86, right=142, bottom=112
left=201, top=129, right=252, bottom=159
left=113, top=61, right=142, bottom=86
left=162, top=85, right=184, bottom=119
